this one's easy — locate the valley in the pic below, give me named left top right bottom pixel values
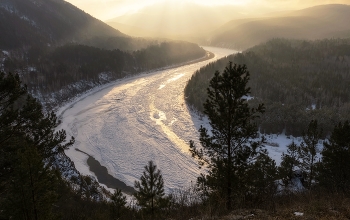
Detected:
left=57, top=47, right=236, bottom=192
left=2, top=0, right=350, bottom=218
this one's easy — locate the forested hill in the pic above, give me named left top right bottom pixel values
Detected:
left=0, top=0, right=180, bottom=52
left=0, top=0, right=125, bottom=50
left=209, top=4, right=350, bottom=50
left=185, top=38, right=350, bottom=137
left=2, top=41, right=206, bottom=109
left=0, top=0, right=207, bottom=110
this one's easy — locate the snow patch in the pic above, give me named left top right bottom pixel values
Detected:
left=167, top=73, right=185, bottom=82
left=242, top=95, right=254, bottom=100
left=20, top=15, right=37, bottom=26
left=294, top=212, right=304, bottom=216
left=98, top=72, right=112, bottom=81
left=28, top=66, right=36, bottom=72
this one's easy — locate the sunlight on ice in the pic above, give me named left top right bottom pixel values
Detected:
left=158, top=84, right=166, bottom=90
left=149, top=97, right=189, bottom=153
left=58, top=47, right=238, bottom=191
left=167, top=73, right=185, bottom=82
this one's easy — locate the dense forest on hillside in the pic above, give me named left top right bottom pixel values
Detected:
left=0, top=0, right=124, bottom=50
left=0, top=0, right=182, bottom=53
left=0, top=3, right=167, bottom=53
left=133, top=41, right=205, bottom=69
left=185, top=38, right=350, bottom=136
left=2, top=41, right=205, bottom=109
left=0, top=7, right=46, bottom=50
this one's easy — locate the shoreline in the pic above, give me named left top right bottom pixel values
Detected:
left=75, top=149, right=136, bottom=195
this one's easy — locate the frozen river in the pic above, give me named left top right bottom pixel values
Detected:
left=58, top=47, right=237, bottom=192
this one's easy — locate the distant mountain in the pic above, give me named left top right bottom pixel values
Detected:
left=106, top=2, right=250, bottom=40
left=209, top=4, right=350, bottom=50
left=0, top=0, right=125, bottom=50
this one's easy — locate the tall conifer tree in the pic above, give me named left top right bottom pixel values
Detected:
left=299, top=120, right=322, bottom=188
left=0, top=72, right=74, bottom=219
left=318, top=121, right=350, bottom=192
left=190, top=62, right=265, bottom=210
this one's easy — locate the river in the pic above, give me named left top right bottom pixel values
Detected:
left=58, top=47, right=237, bottom=191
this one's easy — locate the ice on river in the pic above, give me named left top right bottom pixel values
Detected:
left=57, top=47, right=237, bottom=192
left=57, top=47, right=305, bottom=193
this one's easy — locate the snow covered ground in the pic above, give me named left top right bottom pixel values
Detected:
left=57, top=46, right=316, bottom=193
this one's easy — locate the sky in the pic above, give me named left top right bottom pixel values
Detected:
left=65, top=0, right=350, bottom=21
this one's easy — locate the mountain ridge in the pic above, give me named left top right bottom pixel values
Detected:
left=209, top=4, right=350, bottom=49
left=0, top=0, right=125, bottom=50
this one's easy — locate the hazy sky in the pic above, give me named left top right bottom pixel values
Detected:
left=65, top=0, right=350, bottom=21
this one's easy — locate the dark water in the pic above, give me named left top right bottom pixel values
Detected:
left=76, top=149, right=135, bottom=195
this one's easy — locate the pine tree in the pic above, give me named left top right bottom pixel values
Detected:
left=246, top=152, right=277, bottom=207
left=318, top=121, right=350, bottom=192
left=3, top=145, right=59, bottom=220
left=110, top=188, right=127, bottom=219
left=278, top=142, right=300, bottom=187
left=0, top=72, right=26, bottom=182
left=190, top=62, right=265, bottom=210
left=299, top=120, right=322, bottom=188
left=0, top=72, right=74, bottom=219
left=134, top=160, right=166, bottom=216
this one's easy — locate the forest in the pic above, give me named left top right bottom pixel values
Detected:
left=2, top=0, right=350, bottom=218
left=185, top=38, right=350, bottom=137
left=0, top=0, right=124, bottom=50
left=2, top=67, right=350, bottom=219
left=2, top=41, right=205, bottom=109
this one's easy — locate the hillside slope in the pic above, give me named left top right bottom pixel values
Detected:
left=2, top=41, right=206, bottom=109
left=0, top=0, right=125, bottom=49
left=185, top=38, right=350, bottom=136
left=209, top=4, right=350, bottom=49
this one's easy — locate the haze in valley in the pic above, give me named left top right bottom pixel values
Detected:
left=65, top=0, right=350, bottom=49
